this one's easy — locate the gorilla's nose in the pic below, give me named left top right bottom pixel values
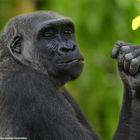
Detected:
left=58, top=44, right=76, bottom=55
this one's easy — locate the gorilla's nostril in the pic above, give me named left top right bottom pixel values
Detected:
left=59, top=45, right=76, bottom=54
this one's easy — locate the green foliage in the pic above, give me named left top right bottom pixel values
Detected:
left=0, top=0, right=140, bottom=139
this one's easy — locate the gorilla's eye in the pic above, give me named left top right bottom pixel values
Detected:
left=10, top=35, right=22, bottom=54
left=63, top=27, right=73, bottom=36
left=42, top=28, right=56, bottom=38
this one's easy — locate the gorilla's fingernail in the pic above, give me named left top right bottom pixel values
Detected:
left=125, top=53, right=133, bottom=61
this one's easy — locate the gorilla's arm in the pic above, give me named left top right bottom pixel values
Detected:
left=62, top=89, right=100, bottom=140
left=113, top=82, right=133, bottom=140
left=112, top=41, right=140, bottom=140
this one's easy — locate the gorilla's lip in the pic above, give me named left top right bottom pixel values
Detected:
left=56, top=58, right=84, bottom=65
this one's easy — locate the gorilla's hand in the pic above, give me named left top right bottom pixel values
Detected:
left=112, top=41, right=140, bottom=92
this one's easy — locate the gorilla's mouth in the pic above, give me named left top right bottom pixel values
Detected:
left=65, top=58, right=84, bottom=64
left=57, top=58, right=84, bottom=65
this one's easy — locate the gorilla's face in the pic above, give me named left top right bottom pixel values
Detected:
left=35, top=18, right=84, bottom=82
left=4, top=12, right=84, bottom=84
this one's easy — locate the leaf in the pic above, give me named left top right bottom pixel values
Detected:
left=132, top=15, right=140, bottom=30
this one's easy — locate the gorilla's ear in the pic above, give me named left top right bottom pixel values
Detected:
left=9, top=35, right=31, bottom=65
left=10, top=35, right=23, bottom=54
left=9, top=35, right=26, bottom=64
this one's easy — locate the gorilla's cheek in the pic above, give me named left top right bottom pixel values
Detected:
left=37, top=49, right=55, bottom=65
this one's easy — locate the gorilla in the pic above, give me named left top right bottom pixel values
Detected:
left=0, top=11, right=99, bottom=139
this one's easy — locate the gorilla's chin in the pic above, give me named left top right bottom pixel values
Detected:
left=50, top=62, right=84, bottom=84
left=65, top=62, right=84, bottom=80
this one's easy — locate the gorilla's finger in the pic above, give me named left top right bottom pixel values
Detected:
left=118, top=54, right=125, bottom=71
left=120, top=45, right=132, bottom=54
left=129, top=58, right=140, bottom=75
left=128, top=48, right=140, bottom=58
left=124, top=53, right=134, bottom=72
left=112, top=40, right=127, bottom=59
left=112, top=44, right=122, bottom=59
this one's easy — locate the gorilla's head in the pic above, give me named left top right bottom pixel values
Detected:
left=0, top=11, right=84, bottom=85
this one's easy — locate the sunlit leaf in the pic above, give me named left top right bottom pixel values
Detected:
left=132, top=15, right=140, bottom=30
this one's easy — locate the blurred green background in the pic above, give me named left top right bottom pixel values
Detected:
left=1, top=0, right=140, bottom=140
